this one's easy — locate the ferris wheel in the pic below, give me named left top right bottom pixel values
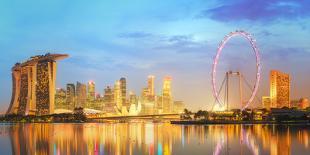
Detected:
left=211, top=30, right=261, bottom=111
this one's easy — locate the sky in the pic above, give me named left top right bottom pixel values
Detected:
left=0, top=0, right=310, bottom=112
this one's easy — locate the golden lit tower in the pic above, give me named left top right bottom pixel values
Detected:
left=55, top=88, right=66, bottom=109
left=270, top=70, right=290, bottom=108
left=87, top=81, right=96, bottom=101
left=147, top=75, right=155, bottom=97
left=114, top=80, right=122, bottom=110
left=120, top=77, right=127, bottom=107
left=6, top=53, right=68, bottom=115
left=162, top=76, right=172, bottom=113
left=66, top=83, right=76, bottom=109
left=262, top=96, right=271, bottom=110
left=76, top=82, right=87, bottom=108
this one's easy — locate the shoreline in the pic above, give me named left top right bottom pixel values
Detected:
left=171, top=120, right=310, bottom=125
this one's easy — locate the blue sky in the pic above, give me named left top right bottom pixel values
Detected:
left=0, top=0, right=310, bottom=112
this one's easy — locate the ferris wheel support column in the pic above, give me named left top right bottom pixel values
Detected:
left=239, top=72, right=243, bottom=110
left=226, top=72, right=229, bottom=111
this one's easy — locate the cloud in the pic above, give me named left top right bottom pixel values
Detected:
left=264, top=47, right=310, bottom=62
left=198, top=0, right=310, bottom=22
left=118, top=32, right=153, bottom=39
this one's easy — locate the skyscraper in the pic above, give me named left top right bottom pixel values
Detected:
left=76, top=82, right=87, bottom=108
left=55, top=88, right=66, bottom=109
left=270, top=70, right=290, bottom=108
left=120, top=77, right=127, bottom=107
left=129, top=91, right=138, bottom=106
left=162, top=76, right=172, bottom=113
left=6, top=53, right=68, bottom=115
left=103, top=86, right=115, bottom=113
left=104, top=86, right=114, bottom=104
left=66, top=83, right=75, bottom=109
left=262, top=96, right=271, bottom=110
left=147, top=75, right=155, bottom=100
left=173, top=101, right=185, bottom=114
left=114, top=80, right=122, bottom=110
left=87, top=81, right=96, bottom=101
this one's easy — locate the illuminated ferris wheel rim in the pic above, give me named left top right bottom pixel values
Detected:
left=211, top=30, right=261, bottom=110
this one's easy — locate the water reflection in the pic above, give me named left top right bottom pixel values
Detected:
left=0, top=123, right=309, bottom=155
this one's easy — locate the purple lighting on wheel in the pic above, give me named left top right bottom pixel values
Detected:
left=211, top=30, right=261, bottom=110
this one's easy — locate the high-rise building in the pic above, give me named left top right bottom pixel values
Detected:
left=87, top=81, right=96, bottom=101
left=173, top=101, right=185, bottom=114
left=147, top=75, right=155, bottom=100
left=262, top=96, right=271, bottom=110
left=129, top=91, right=138, bottom=106
left=155, top=95, right=163, bottom=114
left=270, top=70, right=290, bottom=108
left=104, top=86, right=114, bottom=104
left=114, top=80, right=122, bottom=110
left=6, top=53, right=68, bottom=115
left=66, top=83, right=76, bottom=109
left=76, top=82, right=87, bottom=108
left=120, top=77, right=127, bottom=107
left=162, top=76, right=172, bottom=113
left=55, top=88, right=66, bottom=109
left=103, top=86, right=115, bottom=113
left=298, top=98, right=309, bottom=109
left=141, top=87, right=149, bottom=102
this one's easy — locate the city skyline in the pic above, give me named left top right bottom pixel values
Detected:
left=1, top=0, right=310, bottom=112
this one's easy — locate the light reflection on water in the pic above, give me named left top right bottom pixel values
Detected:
left=0, top=123, right=309, bottom=155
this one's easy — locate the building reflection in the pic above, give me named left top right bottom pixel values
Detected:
left=5, top=123, right=310, bottom=155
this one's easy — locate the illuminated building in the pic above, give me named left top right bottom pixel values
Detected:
left=87, top=81, right=96, bottom=101
left=120, top=77, right=128, bottom=107
left=140, top=87, right=154, bottom=114
left=270, top=70, right=291, bottom=108
left=114, top=80, right=122, bottom=110
left=262, top=96, right=271, bottom=110
left=147, top=75, right=155, bottom=101
left=162, top=76, right=172, bottom=113
left=298, top=98, right=309, bottom=109
left=55, top=88, right=66, bottom=109
left=104, top=86, right=115, bottom=113
left=173, top=101, right=185, bottom=114
left=104, top=86, right=114, bottom=104
left=129, top=91, right=138, bottom=106
left=141, top=87, right=150, bottom=103
left=156, top=95, right=163, bottom=114
left=6, top=53, right=68, bottom=115
left=76, top=82, right=87, bottom=108
left=66, top=83, right=76, bottom=109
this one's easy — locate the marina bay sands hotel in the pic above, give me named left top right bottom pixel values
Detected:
left=6, top=53, right=68, bottom=116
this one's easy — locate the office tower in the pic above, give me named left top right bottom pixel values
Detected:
left=262, top=96, right=271, bottom=110
left=270, top=70, right=290, bottom=108
left=147, top=75, right=155, bottom=100
left=103, top=86, right=115, bottom=113
left=141, top=87, right=149, bottom=102
left=120, top=77, right=127, bottom=107
left=298, top=98, right=309, bottom=109
left=162, top=76, right=172, bottom=113
left=55, top=88, right=66, bottom=109
left=87, top=81, right=96, bottom=101
left=76, top=82, right=87, bottom=108
left=155, top=95, right=163, bottom=114
left=104, top=86, right=114, bottom=104
left=66, top=83, right=76, bottom=109
left=114, top=80, right=122, bottom=110
left=173, top=101, right=185, bottom=113
left=6, top=53, right=68, bottom=115
left=129, top=91, right=138, bottom=106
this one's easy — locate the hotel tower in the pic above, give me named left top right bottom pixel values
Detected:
left=6, top=53, right=68, bottom=115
